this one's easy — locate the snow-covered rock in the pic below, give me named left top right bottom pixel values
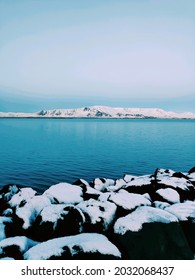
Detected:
left=14, top=195, right=51, bottom=230
left=165, top=201, right=195, bottom=253
left=9, top=188, right=36, bottom=208
left=113, top=206, right=192, bottom=260
left=91, top=178, right=115, bottom=192
left=43, top=183, right=83, bottom=204
left=124, top=175, right=155, bottom=194
left=34, top=204, right=85, bottom=241
left=109, top=189, right=151, bottom=212
left=0, top=185, right=20, bottom=214
left=0, top=185, right=19, bottom=202
left=165, top=201, right=195, bottom=221
left=155, top=168, right=175, bottom=180
left=0, top=217, right=12, bottom=241
left=156, top=188, right=180, bottom=204
left=24, top=233, right=121, bottom=260
left=0, top=236, right=38, bottom=259
left=77, top=199, right=117, bottom=232
left=105, top=179, right=126, bottom=192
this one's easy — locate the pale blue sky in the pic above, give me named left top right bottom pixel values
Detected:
left=0, top=0, right=194, bottom=112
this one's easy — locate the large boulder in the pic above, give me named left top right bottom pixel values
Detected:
left=6, top=195, right=51, bottom=238
left=165, top=201, right=195, bottom=253
left=155, top=188, right=180, bottom=204
left=0, top=217, right=12, bottom=241
left=77, top=199, right=117, bottom=232
left=43, top=183, right=83, bottom=204
left=33, top=204, right=85, bottom=241
left=113, top=206, right=193, bottom=259
left=187, top=167, right=195, bottom=186
left=73, top=179, right=101, bottom=200
left=24, top=233, right=121, bottom=260
left=0, top=185, right=20, bottom=214
left=90, top=178, right=115, bottom=192
left=108, top=189, right=151, bottom=218
left=9, top=188, right=36, bottom=208
left=123, top=175, right=155, bottom=195
left=0, top=236, right=38, bottom=260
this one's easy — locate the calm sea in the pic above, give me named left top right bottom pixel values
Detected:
left=0, top=118, right=194, bottom=193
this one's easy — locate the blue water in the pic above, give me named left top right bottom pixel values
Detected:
left=0, top=118, right=194, bottom=193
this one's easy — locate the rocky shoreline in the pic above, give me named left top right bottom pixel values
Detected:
left=0, top=167, right=195, bottom=260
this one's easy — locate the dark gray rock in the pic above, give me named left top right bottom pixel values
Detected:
left=113, top=206, right=193, bottom=260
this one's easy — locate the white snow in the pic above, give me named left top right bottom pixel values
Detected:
left=165, top=201, right=195, bottom=221
left=0, top=217, right=12, bottom=241
left=9, top=188, right=36, bottom=208
left=77, top=199, right=117, bottom=230
left=24, top=233, right=121, bottom=260
left=109, top=189, right=151, bottom=210
left=15, top=195, right=51, bottom=229
left=43, top=183, right=83, bottom=204
left=0, top=236, right=38, bottom=255
left=156, top=188, right=180, bottom=204
left=114, top=206, right=178, bottom=234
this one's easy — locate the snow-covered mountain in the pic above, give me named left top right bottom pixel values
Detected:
left=0, top=106, right=195, bottom=119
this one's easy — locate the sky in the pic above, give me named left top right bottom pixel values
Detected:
left=0, top=0, right=194, bottom=112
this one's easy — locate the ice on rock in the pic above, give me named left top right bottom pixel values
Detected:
left=156, top=188, right=180, bottom=204
left=114, top=206, right=178, bottom=234
left=9, top=188, right=36, bottom=208
left=109, top=189, right=151, bottom=211
left=43, top=183, right=83, bottom=204
left=24, top=233, right=121, bottom=260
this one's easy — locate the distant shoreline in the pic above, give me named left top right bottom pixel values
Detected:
left=0, top=116, right=195, bottom=120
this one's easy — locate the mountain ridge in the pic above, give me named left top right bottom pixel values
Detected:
left=0, top=106, right=195, bottom=119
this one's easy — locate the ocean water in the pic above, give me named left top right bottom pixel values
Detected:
left=0, top=118, right=194, bottom=193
